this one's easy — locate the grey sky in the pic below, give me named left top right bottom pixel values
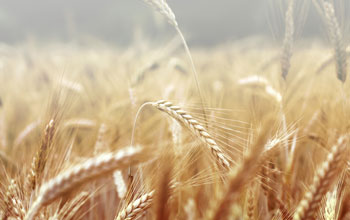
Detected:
left=0, top=0, right=348, bottom=46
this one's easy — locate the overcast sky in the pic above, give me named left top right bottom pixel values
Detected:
left=0, top=0, right=348, bottom=46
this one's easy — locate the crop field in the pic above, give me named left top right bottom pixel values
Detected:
left=0, top=0, right=350, bottom=220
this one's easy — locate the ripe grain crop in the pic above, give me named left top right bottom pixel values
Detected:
left=0, top=0, right=350, bottom=219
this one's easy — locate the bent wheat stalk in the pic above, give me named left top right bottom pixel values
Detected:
left=293, top=135, right=349, bottom=220
left=115, top=190, right=155, bottom=220
left=24, top=147, right=143, bottom=220
left=142, top=0, right=208, bottom=127
left=152, top=100, right=230, bottom=169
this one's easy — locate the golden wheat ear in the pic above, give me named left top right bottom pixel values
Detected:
left=293, top=135, right=349, bottom=220
left=3, top=179, right=26, bottom=220
left=152, top=100, right=230, bottom=169
left=115, top=191, right=154, bottom=220
left=24, top=146, right=145, bottom=220
left=27, top=119, right=56, bottom=192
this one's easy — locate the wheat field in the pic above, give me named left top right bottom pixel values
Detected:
left=1, top=0, right=350, bottom=220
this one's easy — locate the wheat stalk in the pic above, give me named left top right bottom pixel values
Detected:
left=116, top=190, right=154, bottom=220
left=152, top=100, right=230, bottom=169
left=281, top=0, right=295, bottom=79
left=24, top=146, right=144, bottom=220
left=142, top=0, right=208, bottom=127
left=322, top=0, right=347, bottom=82
left=293, top=135, right=349, bottom=220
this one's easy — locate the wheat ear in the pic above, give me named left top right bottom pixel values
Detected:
left=3, top=179, right=26, bottom=220
left=322, top=0, right=347, bottom=82
left=27, top=119, right=56, bottom=191
left=115, top=190, right=155, bottom=220
left=24, top=147, right=143, bottom=220
left=63, top=118, right=96, bottom=129
left=13, top=119, right=41, bottom=148
left=316, top=48, right=350, bottom=73
left=211, top=128, right=269, bottom=220
left=113, top=170, right=127, bottom=199
left=152, top=100, right=230, bottom=169
left=238, top=75, right=282, bottom=103
left=281, top=0, right=295, bottom=79
left=293, top=135, right=349, bottom=220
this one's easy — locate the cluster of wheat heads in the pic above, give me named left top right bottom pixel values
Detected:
left=1, top=0, right=350, bottom=220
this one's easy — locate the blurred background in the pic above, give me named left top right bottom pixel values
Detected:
left=0, top=0, right=349, bottom=46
